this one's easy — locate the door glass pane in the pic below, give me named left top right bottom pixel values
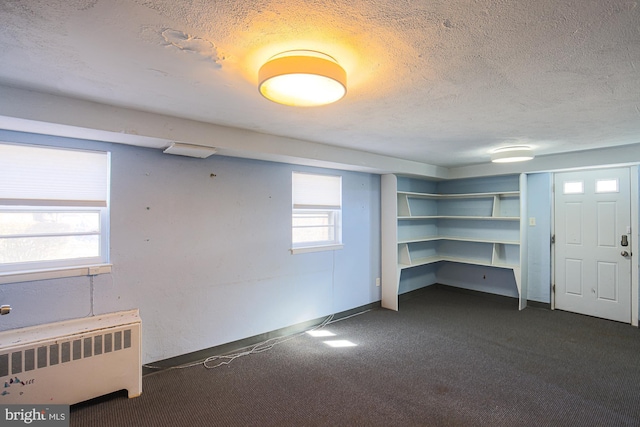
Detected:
left=595, top=179, right=618, bottom=193
left=563, top=181, right=584, bottom=194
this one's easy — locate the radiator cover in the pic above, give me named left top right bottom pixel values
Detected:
left=0, top=309, right=141, bottom=404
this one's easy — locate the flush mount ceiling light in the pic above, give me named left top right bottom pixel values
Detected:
left=491, top=146, right=535, bottom=163
left=258, top=50, right=347, bottom=107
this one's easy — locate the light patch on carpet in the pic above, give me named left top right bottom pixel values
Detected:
left=323, top=340, right=357, bottom=348
left=307, top=330, right=336, bottom=337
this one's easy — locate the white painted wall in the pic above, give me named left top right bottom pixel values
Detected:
left=0, top=130, right=381, bottom=364
left=637, top=167, right=640, bottom=324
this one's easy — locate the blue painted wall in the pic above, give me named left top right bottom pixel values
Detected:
left=0, top=130, right=381, bottom=364
left=526, top=173, right=552, bottom=303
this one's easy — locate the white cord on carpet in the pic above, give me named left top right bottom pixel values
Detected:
left=143, top=309, right=371, bottom=371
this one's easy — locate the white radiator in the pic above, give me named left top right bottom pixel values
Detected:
left=0, top=309, right=141, bottom=404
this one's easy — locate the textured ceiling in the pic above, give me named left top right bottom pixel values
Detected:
left=0, top=0, right=638, bottom=167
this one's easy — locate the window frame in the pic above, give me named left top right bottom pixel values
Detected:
left=0, top=143, right=111, bottom=283
left=291, top=171, right=343, bottom=254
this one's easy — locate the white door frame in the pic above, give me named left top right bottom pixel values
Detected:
left=632, top=166, right=639, bottom=327
left=551, top=165, right=639, bottom=326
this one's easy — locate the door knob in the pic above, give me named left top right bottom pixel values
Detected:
left=621, top=251, right=629, bottom=257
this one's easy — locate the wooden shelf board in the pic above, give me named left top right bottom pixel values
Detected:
left=399, top=256, right=442, bottom=269
left=398, top=236, right=520, bottom=245
left=398, top=215, right=520, bottom=221
left=398, top=191, right=519, bottom=199
left=399, top=257, right=519, bottom=270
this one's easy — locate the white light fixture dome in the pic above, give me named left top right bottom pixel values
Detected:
left=258, top=50, right=347, bottom=107
left=491, top=146, right=535, bottom=163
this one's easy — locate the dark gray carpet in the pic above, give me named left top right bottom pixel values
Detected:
left=71, top=285, right=640, bottom=426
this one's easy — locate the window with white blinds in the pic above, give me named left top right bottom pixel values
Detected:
left=0, top=143, right=110, bottom=274
left=292, top=172, right=342, bottom=253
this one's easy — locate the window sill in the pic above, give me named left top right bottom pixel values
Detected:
left=290, top=244, right=344, bottom=255
left=0, top=264, right=112, bottom=285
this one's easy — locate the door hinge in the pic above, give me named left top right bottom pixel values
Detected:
left=551, top=234, right=555, bottom=244
left=552, top=284, right=555, bottom=294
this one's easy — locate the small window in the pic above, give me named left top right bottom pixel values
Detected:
left=596, top=179, right=618, bottom=193
left=563, top=181, right=584, bottom=194
left=292, top=172, right=342, bottom=253
left=0, top=143, right=110, bottom=275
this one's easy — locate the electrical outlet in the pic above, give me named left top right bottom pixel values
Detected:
left=376, top=277, right=381, bottom=287
left=529, top=217, right=536, bottom=226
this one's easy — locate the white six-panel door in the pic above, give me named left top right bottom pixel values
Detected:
left=554, top=168, right=632, bottom=323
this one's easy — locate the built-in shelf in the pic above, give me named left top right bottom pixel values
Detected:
left=398, top=216, right=520, bottom=220
left=397, top=191, right=520, bottom=199
left=399, top=256, right=519, bottom=270
left=382, top=174, right=528, bottom=312
left=398, top=236, right=520, bottom=245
